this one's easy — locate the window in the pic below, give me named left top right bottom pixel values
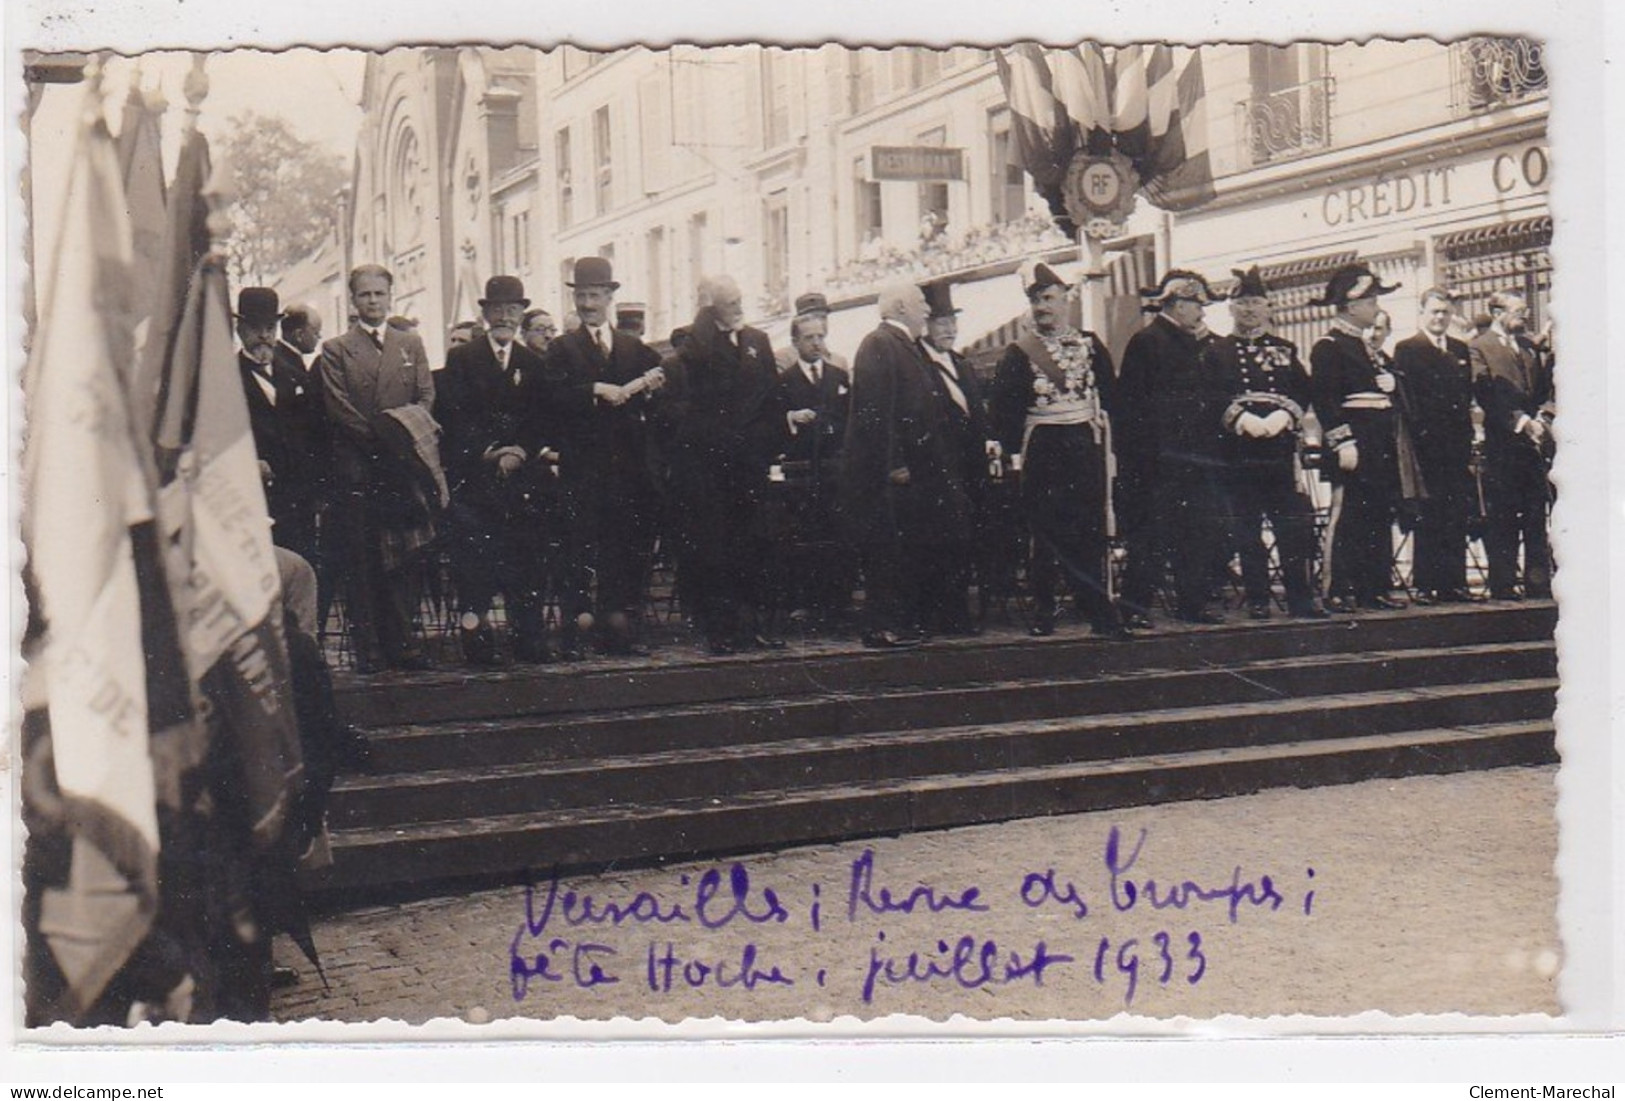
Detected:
left=763, top=195, right=791, bottom=315
left=988, top=108, right=1027, bottom=224
left=561, top=46, right=603, bottom=83
left=912, top=48, right=943, bottom=88
left=559, top=257, right=575, bottom=317
left=762, top=49, right=791, bottom=148
left=1238, top=44, right=1332, bottom=166
left=854, top=156, right=882, bottom=254
left=646, top=227, right=667, bottom=337
left=917, top=126, right=949, bottom=243
left=512, top=211, right=530, bottom=273
left=593, top=105, right=613, bottom=214
left=687, top=211, right=709, bottom=304
left=849, top=49, right=878, bottom=114
left=555, top=127, right=573, bottom=228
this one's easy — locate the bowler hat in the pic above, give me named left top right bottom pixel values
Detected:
left=1309, top=263, right=1400, bottom=308
left=235, top=286, right=283, bottom=326
left=480, top=274, right=530, bottom=308
left=794, top=292, right=831, bottom=318
left=566, top=256, right=620, bottom=290
left=920, top=280, right=961, bottom=320
left=1140, top=270, right=1216, bottom=312
left=1017, top=259, right=1069, bottom=298
left=1230, top=266, right=1271, bottom=300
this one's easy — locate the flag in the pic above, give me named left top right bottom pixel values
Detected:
left=1051, top=44, right=1114, bottom=156
left=993, top=43, right=1073, bottom=205
left=1140, top=48, right=1217, bottom=212
left=21, top=85, right=161, bottom=1021
left=116, top=76, right=167, bottom=320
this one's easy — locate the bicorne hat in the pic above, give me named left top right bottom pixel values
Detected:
left=480, top=274, right=530, bottom=308
left=235, top=286, right=283, bottom=326
left=920, top=280, right=961, bottom=320
left=1017, top=259, right=1069, bottom=299
left=1309, top=263, right=1401, bottom=308
left=566, top=256, right=620, bottom=290
left=1140, top=270, right=1216, bottom=313
left=1230, top=266, right=1272, bottom=300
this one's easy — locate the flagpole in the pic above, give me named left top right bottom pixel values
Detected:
left=1077, top=226, right=1108, bottom=333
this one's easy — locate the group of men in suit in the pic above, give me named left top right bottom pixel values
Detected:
left=236, top=249, right=1555, bottom=670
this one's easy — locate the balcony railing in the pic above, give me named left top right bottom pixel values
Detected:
left=1235, top=76, right=1335, bottom=167
left=1452, top=36, right=1548, bottom=115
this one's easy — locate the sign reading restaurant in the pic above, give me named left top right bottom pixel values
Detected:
left=871, top=145, right=966, bottom=181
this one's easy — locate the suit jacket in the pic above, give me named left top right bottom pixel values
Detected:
left=241, top=347, right=329, bottom=519
left=840, top=321, right=973, bottom=544
left=1470, top=328, right=1555, bottom=464
left=1393, top=332, right=1475, bottom=482
left=434, top=337, right=552, bottom=510
left=919, top=340, right=993, bottom=486
left=778, top=357, right=852, bottom=464
left=539, top=322, right=664, bottom=494
left=1116, top=314, right=1221, bottom=475
left=317, top=323, right=434, bottom=488
left=659, top=311, right=786, bottom=498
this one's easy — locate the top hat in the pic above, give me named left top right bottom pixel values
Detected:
left=566, top=256, right=620, bottom=290
left=794, top=292, right=832, bottom=318
left=480, top=274, right=530, bottom=308
left=920, top=280, right=961, bottom=320
left=1309, top=263, right=1401, bottom=308
left=235, top=286, right=283, bottom=326
left=1017, top=259, right=1069, bottom=298
left=1229, top=266, right=1271, bottom=300
left=1140, top=270, right=1216, bottom=312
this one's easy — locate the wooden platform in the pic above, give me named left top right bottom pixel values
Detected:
left=310, top=602, right=1557, bottom=899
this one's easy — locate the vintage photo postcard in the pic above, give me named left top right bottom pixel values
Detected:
left=5, top=0, right=1618, bottom=1081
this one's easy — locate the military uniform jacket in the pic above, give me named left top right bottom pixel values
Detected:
left=840, top=321, right=973, bottom=545
left=539, top=324, right=664, bottom=493
left=1392, top=332, right=1474, bottom=482
left=1203, top=331, right=1311, bottom=470
left=1309, top=322, right=1399, bottom=481
left=317, top=323, right=435, bottom=488
left=434, top=337, right=552, bottom=512
left=778, top=357, right=852, bottom=465
left=1116, top=313, right=1222, bottom=474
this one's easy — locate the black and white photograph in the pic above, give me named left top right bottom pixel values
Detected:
left=5, top=0, right=1619, bottom=1082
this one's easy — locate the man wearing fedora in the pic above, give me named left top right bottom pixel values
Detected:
left=775, top=291, right=851, bottom=373
left=237, top=287, right=327, bottom=573
left=916, top=278, right=995, bottom=636
left=1116, top=269, right=1226, bottom=627
left=1308, top=261, right=1407, bottom=613
left=1204, top=267, right=1325, bottom=620
left=538, top=256, right=667, bottom=657
left=1392, top=287, right=1478, bottom=604
left=1469, top=289, right=1555, bottom=601
left=988, top=260, right=1126, bottom=639
left=660, top=274, right=787, bottom=655
left=434, top=275, right=556, bottom=666
left=317, top=263, right=436, bottom=673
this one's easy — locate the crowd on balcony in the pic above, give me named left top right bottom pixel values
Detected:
left=824, top=211, right=1071, bottom=300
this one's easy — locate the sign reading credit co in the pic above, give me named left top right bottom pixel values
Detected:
left=1320, top=143, right=1549, bottom=227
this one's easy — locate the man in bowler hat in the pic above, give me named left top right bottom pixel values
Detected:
left=538, top=256, right=667, bottom=656
left=434, top=275, right=558, bottom=665
left=1308, top=262, right=1407, bottom=612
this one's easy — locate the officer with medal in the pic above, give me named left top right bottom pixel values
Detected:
left=1308, top=262, right=1408, bottom=613
left=1204, top=267, right=1327, bottom=620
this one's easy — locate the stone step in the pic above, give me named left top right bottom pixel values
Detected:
left=333, top=602, right=1558, bottom=728
left=309, top=719, right=1556, bottom=894
left=353, top=640, right=1555, bottom=773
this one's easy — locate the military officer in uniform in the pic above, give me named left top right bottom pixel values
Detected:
left=1205, top=267, right=1326, bottom=620
left=1308, top=262, right=1408, bottom=613
left=1116, top=269, right=1225, bottom=626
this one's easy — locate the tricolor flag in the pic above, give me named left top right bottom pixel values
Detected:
left=21, top=86, right=162, bottom=1021
left=995, top=42, right=1216, bottom=221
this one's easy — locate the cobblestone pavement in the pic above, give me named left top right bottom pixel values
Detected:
left=273, top=765, right=1561, bottom=1026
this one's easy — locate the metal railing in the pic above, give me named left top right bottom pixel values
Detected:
left=1452, top=37, right=1548, bottom=115
left=1235, top=76, right=1335, bottom=167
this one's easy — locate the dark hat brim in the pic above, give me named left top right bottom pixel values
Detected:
left=480, top=297, right=532, bottom=308
left=566, top=280, right=621, bottom=290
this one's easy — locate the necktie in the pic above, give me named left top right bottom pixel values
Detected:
left=367, top=328, right=383, bottom=351
left=809, top=361, right=821, bottom=386
left=497, top=345, right=511, bottom=378
left=597, top=328, right=611, bottom=358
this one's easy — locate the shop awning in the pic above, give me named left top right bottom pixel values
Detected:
left=1436, top=215, right=1553, bottom=256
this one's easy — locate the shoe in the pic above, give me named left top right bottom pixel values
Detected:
left=1289, top=602, right=1331, bottom=620
left=603, top=641, right=652, bottom=658
left=1247, top=601, right=1272, bottom=621
left=1411, top=591, right=1437, bottom=606
left=512, top=641, right=557, bottom=665
left=1178, top=609, right=1225, bottom=625
left=707, top=639, right=737, bottom=656
left=1437, top=588, right=1478, bottom=604
left=862, top=630, right=922, bottom=650
left=390, top=653, right=433, bottom=672
left=1490, top=589, right=1524, bottom=602
left=271, top=965, right=300, bottom=990
left=1122, top=612, right=1154, bottom=631
left=749, top=634, right=788, bottom=651
left=1526, top=586, right=1552, bottom=600
left=1091, top=621, right=1133, bottom=641
left=1324, top=596, right=1358, bottom=614
left=1365, top=594, right=1408, bottom=610
left=1027, top=619, right=1056, bottom=638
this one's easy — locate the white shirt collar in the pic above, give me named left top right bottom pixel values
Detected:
left=489, top=334, right=514, bottom=362
left=883, top=318, right=913, bottom=337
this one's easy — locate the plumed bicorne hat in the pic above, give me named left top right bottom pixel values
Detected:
left=1309, top=262, right=1401, bottom=308
left=1140, top=270, right=1216, bottom=313
left=1230, top=266, right=1272, bottom=300
left=1017, top=260, right=1069, bottom=299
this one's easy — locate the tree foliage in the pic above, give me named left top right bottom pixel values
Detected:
left=218, top=111, right=349, bottom=288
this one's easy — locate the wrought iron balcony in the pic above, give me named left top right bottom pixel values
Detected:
left=1236, top=76, right=1334, bottom=167
left=1452, top=37, right=1548, bottom=114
